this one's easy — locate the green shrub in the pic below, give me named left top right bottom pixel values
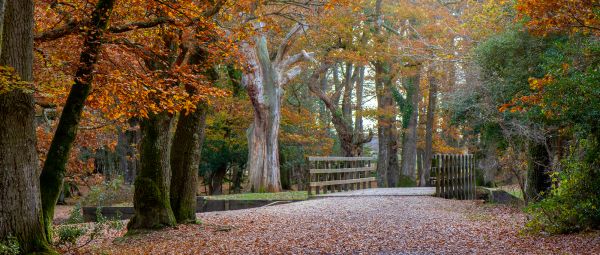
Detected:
left=66, top=204, right=84, bottom=224
left=81, top=176, right=133, bottom=206
left=525, top=139, right=600, bottom=234
left=0, top=235, right=19, bottom=255
left=56, top=225, right=86, bottom=246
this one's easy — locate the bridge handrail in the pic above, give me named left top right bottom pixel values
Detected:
left=307, top=156, right=377, bottom=196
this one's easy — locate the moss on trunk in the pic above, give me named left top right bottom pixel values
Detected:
left=128, top=113, right=177, bottom=230
left=39, top=0, right=115, bottom=239
left=170, top=106, right=207, bottom=223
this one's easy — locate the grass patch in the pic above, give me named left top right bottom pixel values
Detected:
left=397, top=175, right=416, bottom=187
left=205, top=191, right=308, bottom=201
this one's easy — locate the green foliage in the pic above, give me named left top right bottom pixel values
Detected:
left=66, top=204, right=84, bottom=224
left=81, top=176, right=133, bottom=206
left=397, top=175, right=416, bottom=187
left=0, top=235, right=20, bottom=255
left=56, top=225, right=86, bottom=246
left=525, top=138, right=600, bottom=234
left=55, top=206, right=124, bottom=251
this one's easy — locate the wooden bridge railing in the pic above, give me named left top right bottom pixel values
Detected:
left=432, top=154, right=475, bottom=200
left=307, top=156, right=376, bottom=196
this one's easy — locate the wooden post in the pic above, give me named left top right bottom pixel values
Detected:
left=471, top=154, right=475, bottom=200
left=462, top=155, right=466, bottom=200
left=307, top=157, right=312, bottom=196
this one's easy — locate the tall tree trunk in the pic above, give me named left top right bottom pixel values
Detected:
left=420, top=70, right=438, bottom=187
left=243, top=36, right=282, bottom=192
left=247, top=101, right=282, bottom=192
left=354, top=66, right=365, bottom=139
left=341, top=63, right=355, bottom=124
left=525, top=141, right=551, bottom=203
left=128, top=113, right=177, bottom=230
left=39, top=0, right=114, bottom=238
left=401, top=74, right=420, bottom=183
left=169, top=107, right=207, bottom=223
left=0, top=0, right=54, bottom=253
left=169, top=43, right=214, bottom=223
left=374, top=62, right=400, bottom=187
left=318, top=71, right=330, bottom=127
left=242, top=24, right=313, bottom=192
left=372, top=0, right=400, bottom=187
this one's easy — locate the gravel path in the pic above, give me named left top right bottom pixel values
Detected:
left=88, top=196, right=600, bottom=254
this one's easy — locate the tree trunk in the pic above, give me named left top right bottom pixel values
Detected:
left=318, top=71, right=330, bottom=127
left=525, top=142, right=551, bottom=203
left=247, top=104, right=282, bottom=192
left=242, top=24, right=313, bottom=192
left=230, top=165, right=243, bottom=194
left=39, top=0, right=114, bottom=238
left=374, top=62, right=400, bottom=187
left=307, top=64, right=371, bottom=158
left=354, top=66, right=365, bottom=142
left=0, top=0, right=54, bottom=253
left=209, top=165, right=227, bottom=195
left=401, top=74, right=420, bottom=183
left=420, top=70, right=438, bottom=187
left=341, top=63, right=356, bottom=124
left=243, top=36, right=282, bottom=193
left=128, top=113, right=177, bottom=230
left=118, top=119, right=140, bottom=184
left=169, top=107, right=207, bottom=223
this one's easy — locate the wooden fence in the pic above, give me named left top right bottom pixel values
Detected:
left=432, top=154, right=475, bottom=200
left=307, top=156, right=376, bottom=195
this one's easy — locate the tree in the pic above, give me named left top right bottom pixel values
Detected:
left=372, top=0, right=401, bottom=187
left=400, top=73, right=421, bottom=183
left=241, top=23, right=315, bottom=192
left=39, top=0, right=115, bottom=239
left=516, top=0, right=600, bottom=35
left=170, top=46, right=217, bottom=222
left=0, top=0, right=55, bottom=253
left=420, top=66, right=439, bottom=186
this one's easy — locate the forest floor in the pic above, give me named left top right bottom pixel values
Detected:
left=78, top=195, right=600, bottom=255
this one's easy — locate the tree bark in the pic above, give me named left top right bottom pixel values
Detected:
left=420, top=70, right=438, bottom=186
left=525, top=141, right=551, bottom=203
left=128, top=113, right=177, bottom=230
left=0, top=0, right=54, bottom=253
left=307, top=64, right=372, bottom=157
left=39, top=0, right=115, bottom=239
left=169, top=42, right=214, bottom=223
left=318, top=71, right=330, bottom=127
left=354, top=66, right=365, bottom=141
left=374, top=62, right=400, bottom=187
left=169, top=107, right=207, bottom=223
left=209, top=165, right=227, bottom=195
left=243, top=35, right=282, bottom=192
left=401, top=74, right=420, bottom=183
left=241, top=24, right=312, bottom=192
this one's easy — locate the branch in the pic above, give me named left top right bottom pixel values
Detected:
left=35, top=0, right=226, bottom=42
left=280, top=66, right=302, bottom=85
left=35, top=17, right=173, bottom=42
left=277, top=50, right=315, bottom=70
left=274, top=23, right=307, bottom=64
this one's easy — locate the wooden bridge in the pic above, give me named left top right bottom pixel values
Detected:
left=306, top=154, right=476, bottom=200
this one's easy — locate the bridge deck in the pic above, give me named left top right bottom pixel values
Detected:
left=315, top=187, right=435, bottom=197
